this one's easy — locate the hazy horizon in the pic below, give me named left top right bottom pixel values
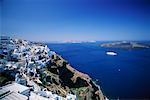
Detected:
left=1, top=0, right=150, bottom=41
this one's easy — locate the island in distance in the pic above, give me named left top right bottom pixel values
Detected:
left=100, top=41, right=150, bottom=49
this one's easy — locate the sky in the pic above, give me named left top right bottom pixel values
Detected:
left=1, top=0, right=150, bottom=42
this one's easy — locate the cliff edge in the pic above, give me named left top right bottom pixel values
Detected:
left=0, top=36, right=106, bottom=100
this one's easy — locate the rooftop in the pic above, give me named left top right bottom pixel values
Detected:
left=0, top=89, right=28, bottom=100
left=1, top=82, right=29, bottom=93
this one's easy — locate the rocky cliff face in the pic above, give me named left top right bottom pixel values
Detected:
left=46, top=54, right=105, bottom=100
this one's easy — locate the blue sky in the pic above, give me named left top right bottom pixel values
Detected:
left=1, top=0, right=150, bottom=41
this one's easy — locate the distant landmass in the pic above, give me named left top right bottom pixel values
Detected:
left=100, top=41, right=150, bottom=49
left=61, top=40, right=96, bottom=43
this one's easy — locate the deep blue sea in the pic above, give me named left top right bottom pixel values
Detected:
left=47, top=42, right=150, bottom=99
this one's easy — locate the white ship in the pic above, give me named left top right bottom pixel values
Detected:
left=106, top=51, right=117, bottom=56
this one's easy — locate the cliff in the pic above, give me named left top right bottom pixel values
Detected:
left=47, top=54, right=105, bottom=100
left=0, top=36, right=106, bottom=100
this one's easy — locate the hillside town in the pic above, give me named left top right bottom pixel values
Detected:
left=0, top=36, right=77, bottom=100
left=0, top=36, right=106, bottom=100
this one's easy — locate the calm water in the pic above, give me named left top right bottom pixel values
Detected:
left=47, top=42, right=150, bottom=99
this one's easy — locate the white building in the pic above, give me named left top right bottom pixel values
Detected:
left=29, top=90, right=77, bottom=100
left=1, top=82, right=30, bottom=96
left=29, top=92, right=49, bottom=100
left=0, top=89, right=28, bottom=100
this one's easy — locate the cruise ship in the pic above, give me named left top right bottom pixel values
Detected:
left=106, top=51, right=117, bottom=56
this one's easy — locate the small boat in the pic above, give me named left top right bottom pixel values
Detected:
left=106, top=51, right=117, bottom=56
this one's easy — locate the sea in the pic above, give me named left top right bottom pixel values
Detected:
left=47, top=42, right=150, bottom=99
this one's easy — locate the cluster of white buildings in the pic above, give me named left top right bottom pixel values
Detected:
left=0, top=36, right=76, bottom=100
left=0, top=82, right=76, bottom=100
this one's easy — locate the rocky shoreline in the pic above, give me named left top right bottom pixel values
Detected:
left=0, top=36, right=106, bottom=100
